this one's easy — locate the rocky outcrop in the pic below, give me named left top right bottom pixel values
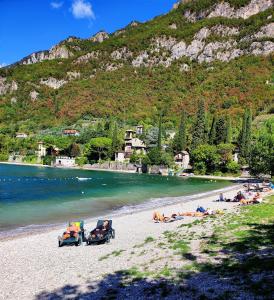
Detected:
left=0, top=77, right=18, bottom=95
left=132, top=51, right=150, bottom=67
left=180, top=63, right=190, bottom=72
left=21, top=45, right=73, bottom=65
left=74, top=51, right=99, bottom=64
left=253, top=23, right=274, bottom=39
left=152, top=36, right=177, bottom=50
left=40, top=77, right=67, bottom=89
left=90, top=31, right=109, bottom=43
left=66, top=71, right=81, bottom=80
left=184, top=0, right=273, bottom=22
left=210, top=25, right=239, bottom=37
left=105, top=63, right=124, bottom=72
left=10, top=97, right=17, bottom=104
left=30, top=90, right=39, bottom=101
left=169, top=23, right=177, bottom=30
left=111, top=47, right=133, bottom=60
left=198, top=40, right=243, bottom=63
left=129, top=21, right=140, bottom=27
left=208, top=0, right=273, bottom=19
left=250, top=41, right=274, bottom=55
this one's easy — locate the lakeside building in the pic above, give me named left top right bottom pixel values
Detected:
left=55, top=156, right=76, bottom=167
left=174, top=151, right=190, bottom=170
left=115, top=129, right=147, bottom=162
left=63, top=129, right=80, bottom=136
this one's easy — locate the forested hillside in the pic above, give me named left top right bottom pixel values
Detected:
left=0, top=0, right=273, bottom=132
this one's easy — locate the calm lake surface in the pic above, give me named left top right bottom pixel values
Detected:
left=0, top=164, right=232, bottom=233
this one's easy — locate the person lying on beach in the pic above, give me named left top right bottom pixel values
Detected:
left=177, top=207, right=224, bottom=217
left=177, top=211, right=205, bottom=217
left=90, top=220, right=109, bottom=239
left=152, top=211, right=172, bottom=223
left=62, top=224, right=79, bottom=239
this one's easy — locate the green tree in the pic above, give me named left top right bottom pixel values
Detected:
left=191, top=144, right=220, bottom=174
left=110, top=121, right=120, bottom=158
left=157, top=113, right=162, bottom=150
left=69, top=143, right=81, bottom=157
left=215, top=116, right=227, bottom=145
left=249, top=117, right=274, bottom=176
left=225, top=116, right=232, bottom=144
left=173, top=110, right=187, bottom=152
left=147, top=148, right=174, bottom=167
left=239, top=108, right=252, bottom=159
left=87, top=137, right=112, bottom=161
left=208, top=116, right=216, bottom=145
left=191, top=100, right=207, bottom=149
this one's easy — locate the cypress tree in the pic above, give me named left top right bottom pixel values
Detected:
left=239, top=108, right=252, bottom=159
left=245, top=108, right=252, bottom=158
left=215, top=116, right=226, bottom=145
left=191, top=100, right=206, bottom=149
left=157, top=113, right=162, bottom=150
left=225, top=115, right=232, bottom=144
left=174, top=110, right=187, bottom=152
left=111, top=121, right=119, bottom=157
left=208, top=116, right=217, bottom=145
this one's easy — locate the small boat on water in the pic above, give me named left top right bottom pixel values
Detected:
left=76, top=177, right=92, bottom=181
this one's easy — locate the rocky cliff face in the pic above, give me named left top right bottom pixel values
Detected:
left=183, top=0, right=273, bottom=22
left=19, top=44, right=73, bottom=65
left=0, top=77, right=18, bottom=95
left=89, top=31, right=109, bottom=43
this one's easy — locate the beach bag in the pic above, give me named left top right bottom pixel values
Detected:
left=196, top=206, right=206, bottom=213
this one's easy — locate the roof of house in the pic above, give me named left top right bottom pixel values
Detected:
left=63, top=129, right=79, bottom=133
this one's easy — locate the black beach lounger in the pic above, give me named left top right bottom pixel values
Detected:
left=86, top=220, right=115, bottom=245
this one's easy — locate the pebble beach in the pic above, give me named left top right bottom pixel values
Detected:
left=0, top=184, right=254, bottom=300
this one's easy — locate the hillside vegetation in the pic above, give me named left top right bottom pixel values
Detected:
left=0, top=0, right=273, bottom=132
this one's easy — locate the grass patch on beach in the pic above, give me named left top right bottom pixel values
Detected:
left=99, top=249, right=125, bottom=261
left=144, top=236, right=155, bottom=243
left=194, top=196, right=274, bottom=297
left=133, top=236, right=155, bottom=249
left=119, top=196, right=274, bottom=298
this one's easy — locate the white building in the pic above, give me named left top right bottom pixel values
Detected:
left=37, top=142, right=47, bottom=158
left=55, top=156, right=76, bottom=167
left=174, top=151, right=190, bottom=170
left=115, top=151, right=125, bottom=162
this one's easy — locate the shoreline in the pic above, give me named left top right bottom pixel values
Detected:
left=0, top=161, right=255, bottom=180
left=0, top=183, right=240, bottom=241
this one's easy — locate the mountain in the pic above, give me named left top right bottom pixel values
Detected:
left=0, top=0, right=273, bottom=131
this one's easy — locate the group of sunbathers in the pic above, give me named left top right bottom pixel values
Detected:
left=152, top=181, right=274, bottom=223
left=152, top=207, right=224, bottom=223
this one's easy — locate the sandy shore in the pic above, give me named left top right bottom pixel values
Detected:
left=0, top=184, right=252, bottom=300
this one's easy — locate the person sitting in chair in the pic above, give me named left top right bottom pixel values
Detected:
left=63, top=223, right=79, bottom=239
left=91, top=220, right=109, bottom=239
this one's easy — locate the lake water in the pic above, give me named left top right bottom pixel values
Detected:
left=0, top=164, right=232, bottom=234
